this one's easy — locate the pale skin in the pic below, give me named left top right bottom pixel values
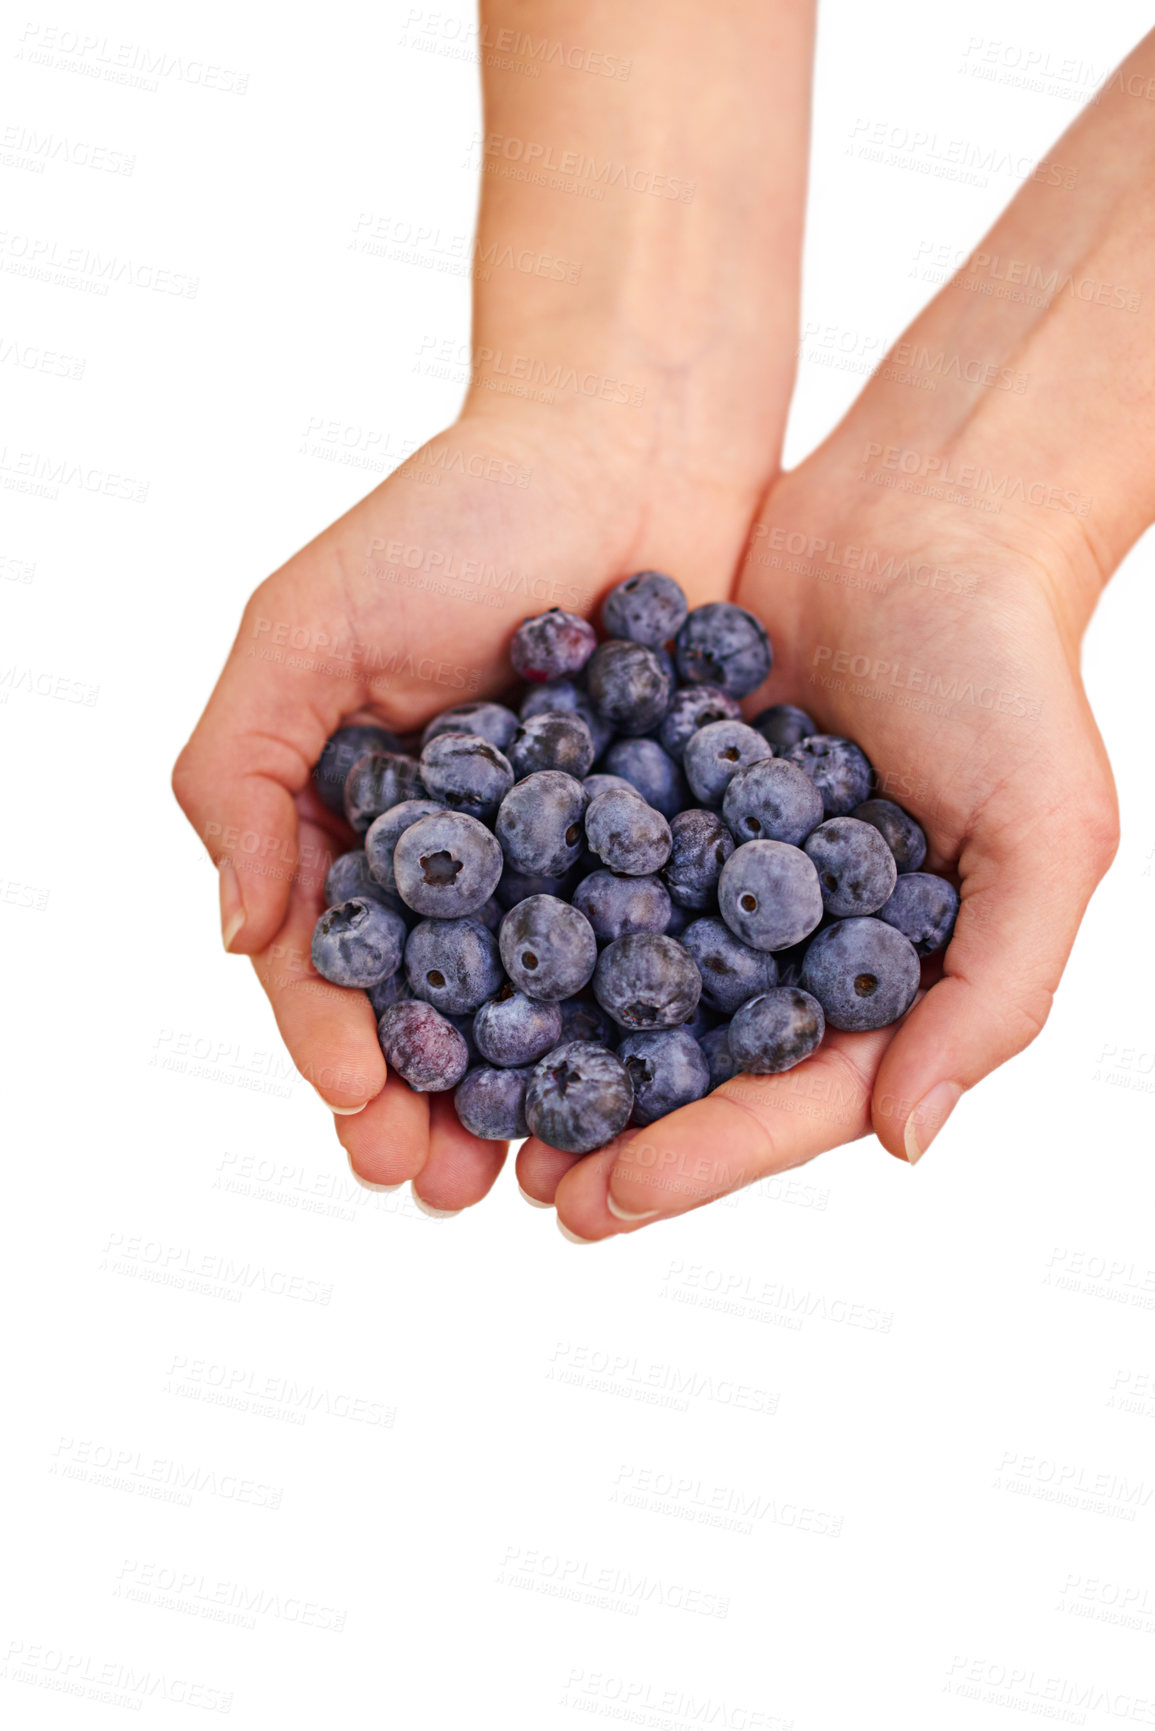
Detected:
left=175, top=11, right=1152, bottom=1231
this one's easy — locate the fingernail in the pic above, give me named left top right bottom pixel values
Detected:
left=411, top=1190, right=462, bottom=1219
left=219, top=860, right=245, bottom=952
left=904, top=1082, right=963, bottom=1164
left=557, top=1220, right=595, bottom=1244
left=517, top=1184, right=550, bottom=1209
left=315, top=1088, right=369, bottom=1116
left=606, top=1194, right=661, bottom=1223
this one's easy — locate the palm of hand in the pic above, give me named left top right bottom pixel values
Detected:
left=174, top=410, right=757, bottom=1209
left=522, top=459, right=1118, bottom=1236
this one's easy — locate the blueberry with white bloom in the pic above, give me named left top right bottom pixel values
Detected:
left=800, top=917, right=920, bottom=1032
left=311, top=897, right=407, bottom=987
left=674, top=602, right=771, bottom=697
left=804, top=817, right=898, bottom=917
left=718, top=840, right=824, bottom=951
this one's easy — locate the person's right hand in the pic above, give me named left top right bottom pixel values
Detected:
left=171, top=401, right=765, bottom=1213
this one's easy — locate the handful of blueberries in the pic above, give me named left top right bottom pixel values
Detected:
left=310, top=575, right=959, bottom=1155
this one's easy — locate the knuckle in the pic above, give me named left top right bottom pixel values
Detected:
left=1080, top=787, right=1120, bottom=880
left=170, top=743, right=201, bottom=820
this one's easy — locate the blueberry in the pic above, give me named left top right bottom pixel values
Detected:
left=601, top=738, right=687, bottom=820
left=585, top=787, right=672, bottom=876
left=683, top=719, right=773, bottom=809
left=721, top=757, right=825, bottom=847
left=510, top=609, right=597, bottom=682
left=592, top=933, right=702, bottom=1031
left=572, top=871, right=672, bottom=943
left=674, top=602, right=771, bottom=697
left=495, top=861, right=580, bottom=910
left=404, top=916, right=504, bottom=1015
left=524, top=1041, right=634, bottom=1154
left=700, top=1024, right=737, bottom=1090
left=718, top=840, right=824, bottom=951
left=507, top=710, right=595, bottom=779
left=474, top=895, right=503, bottom=931
left=443, top=1010, right=482, bottom=1068
left=519, top=680, right=612, bottom=758
left=496, top=770, right=588, bottom=877
left=657, top=684, right=742, bottom=760
left=583, top=772, right=639, bottom=801
left=314, top=724, right=402, bottom=814
left=367, top=971, right=416, bottom=1017
left=729, top=988, right=825, bottom=1073
left=877, top=872, right=959, bottom=955
left=418, top=731, right=514, bottom=820
left=473, top=981, right=563, bottom=1067
left=663, top=902, right=691, bottom=938
left=618, top=1028, right=710, bottom=1127
left=325, top=848, right=411, bottom=917
left=421, top=701, right=520, bottom=754
left=453, top=1064, right=533, bottom=1140
left=785, top=735, right=873, bottom=817
left=677, top=1000, right=719, bottom=1040
left=804, top=817, right=898, bottom=917
left=377, top=1000, right=470, bottom=1091
left=800, top=917, right=920, bottom=1031
left=365, top=799, right=446, bottom=894
left=311, top=897, right=407, bottom=987
left=852, top=798, right=927, bottom=874
left=749, top=704, right=815, bottom=756
left=392, top=811, right=503, bottom=919
left=769, top=937, right=811, bottom=989
left=585, top=640, right=672, bottom=735
left=600, top=571, right=688, bottom=647
left=498, top=894, right=598, bottom=1002
left=663, top=809, right=735, bottom=910
left=558, top=996, right=620, bottom=1047
left=681, top=916, right=779, bottom=1014
left=344, top=751, right=426, bottom=834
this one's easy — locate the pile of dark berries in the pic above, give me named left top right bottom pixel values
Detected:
left=310, top=573, right=959, bottom=1154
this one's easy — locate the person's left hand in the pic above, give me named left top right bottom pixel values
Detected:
left=518, top=430, right=1119, bottom=1236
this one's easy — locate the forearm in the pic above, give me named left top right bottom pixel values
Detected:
left=822, top=28, right=1155, bottom=632
left=465, top=0, right=816, bottom=503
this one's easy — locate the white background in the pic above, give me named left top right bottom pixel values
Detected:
left=3, top=1, right=1155, bottom=1725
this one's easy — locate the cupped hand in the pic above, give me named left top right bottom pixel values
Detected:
left=172, top=404, right=763, bottom=1212
left=523, top=437, right=1119, bottom=1236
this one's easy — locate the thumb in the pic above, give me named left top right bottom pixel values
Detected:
left=872, top=784, right=1119, bottom=1164
left=172, top=594, right=350, bottom=954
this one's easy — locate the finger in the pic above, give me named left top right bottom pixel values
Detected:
left=515, top=1139, right=583, bottom=1207
left=172, top=585, right=352, bottom=956
left=251, top=813, right=387, bottom=1111
left=336, top=1077, right=431, bottom=1187
left=411, top=1094, right=509, bottom=1214
left=872, top=792, right=1119, bottom=1164
left=554, top=1025, right=898, bottom=1241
